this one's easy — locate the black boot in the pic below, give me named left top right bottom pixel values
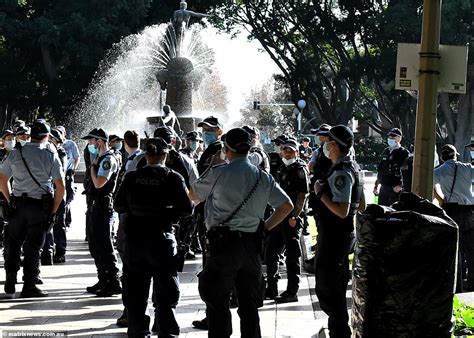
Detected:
left=86, top=279, right=107, bottom=294
left=4, top=272, right=17, bottom=297
left=96, top=278, right=121, bottom=297
left=21, top=284, right=48, bottom=298
left=265, top=279, right=278, bottom=300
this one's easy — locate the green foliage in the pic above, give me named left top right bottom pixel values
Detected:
left=353, top=136, right=386, bottom=171
left=453, top=295, right=474, bottom=336
left=0, top=0, right=222, bottom=127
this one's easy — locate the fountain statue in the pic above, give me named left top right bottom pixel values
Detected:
left=72, top=1, right=217, bottom=138
left=148, top=0, right=212, bottom=134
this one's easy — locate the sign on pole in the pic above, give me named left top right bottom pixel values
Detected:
left=395, top=43, right=468, bottom=93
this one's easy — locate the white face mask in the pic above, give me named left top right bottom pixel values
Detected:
left=19, top=140, right=28, bottom=146
left=282, top=157, right=297, bottom=166
left=323, top=142, right=330, bottom=158
left=387, top=139, right=398, bottom=148
left=220, top=148, right=229, bottom=163
left=471, top=150, right=474, bottom=159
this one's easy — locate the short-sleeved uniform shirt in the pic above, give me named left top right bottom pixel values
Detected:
left=97, top=152, right=118, bottom=180
left=63, top=139, right=80, bottom=171
left=434, top=159, right=474, bottom=205
left=192, top=157, right=291, bottom=232
left=0, top=142, right=64, bottom=199
left=327, top=155, right=355, bottom=203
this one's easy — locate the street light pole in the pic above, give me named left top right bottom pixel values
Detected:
left=412, top=0, right=441, bottom=199
left=296, top=99, right=306, bottom=135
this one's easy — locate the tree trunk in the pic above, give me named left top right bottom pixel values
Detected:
left=438, top=92, right=455, bottom=144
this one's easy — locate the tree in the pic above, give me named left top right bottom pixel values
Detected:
left=0, top=0, right=223, bottom=127
left=210, top=0, right=472, bottom=157
left=240, top=78, right=294, bottom=140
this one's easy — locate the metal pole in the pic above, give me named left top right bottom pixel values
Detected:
left=412, top=0, right=441, bottom=199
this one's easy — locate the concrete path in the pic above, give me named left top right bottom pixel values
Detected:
left=0, top=186, right=331, bottom=337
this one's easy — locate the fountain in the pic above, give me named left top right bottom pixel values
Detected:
left=72, top=1, right=217, bottom=138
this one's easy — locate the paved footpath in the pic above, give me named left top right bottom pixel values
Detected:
left=0, top=185, right=332, bottom=337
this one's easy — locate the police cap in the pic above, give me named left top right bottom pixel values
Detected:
left=50, top=128, right=64, bottom=143
left=109, top=134, right=124, bottom=143
left=282, top=139, right=299, bottom=151
left=328, top=125, right=354, bottom=148
left=387, top=128, right=402, bottom=137
left=242, top=125, right=259, bottom=138
left=81, top=128, right=108, bottom=141
left=311, top=123, right=331, bottom=135
left=145, top=137, right=169, bottom=155
left=153, top=126, right=174, bottom=143
left=198, top=116, right=223, bottom=129
left=12, top=120, right=25, bottom=131
left=271, top=134, right=289, bottom=145
left=440, top=144, right=459, bottom=157
left=225, top=128, right=251, bottom=153
left=185, top=131, right=203, bottom=141
left=30, top=120, right=51, bottom=138
left=15, top=126, right=31, bottom=136
left=302, top=136, right=310, bottom=142
left=2, top=129, right=15, bottom=139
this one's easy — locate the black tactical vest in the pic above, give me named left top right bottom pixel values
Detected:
left=319, top=160, right=364, bottom=232
left=89, top=151, right=118, bottom=198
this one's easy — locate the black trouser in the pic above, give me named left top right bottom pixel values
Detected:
left=4, top=198, right=48, bottom=286
left=199, top=231, right=262, bottom=338
left=443, top=204, right=474, bottom=292
left=124, top=231, right=180, bottom=337
left=87, top=202, right=119, bottom=282
left=42, top=200, right=67, bottom=258
left=116, top=213, right=128, bottom=311
left=65, top=171, right=75, bottom=227
left=53, top=200, right=67, bottom=256
left=315, top=229, right=353, bottom=338
left=265, top=220, right=302, bottom=293
left=378, top=184, right=400, bottom=206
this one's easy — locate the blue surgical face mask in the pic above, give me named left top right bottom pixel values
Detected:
left=88, top=144, right=98, bottom=155
left=189, top=142, right=198, bottom=151
left=471, top=150, right=474, bottom=159
left=114, top=142, right=123, bottom=151
left=387, top=138, right=398, bottom=148
left=202, top=131, right=217, bottom=146
left=19, top=140, right=28, bottom=146
left=4, top=140, right=15, bottom=150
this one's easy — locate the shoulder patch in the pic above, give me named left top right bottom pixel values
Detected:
left=334, top=175, right=346, bottom=190
left=102, top=160, right=111, bottom=170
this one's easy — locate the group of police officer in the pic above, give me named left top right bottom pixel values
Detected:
left=1, top=114, right=471, bottom=338
left=0, top=119, right=79, bottom=298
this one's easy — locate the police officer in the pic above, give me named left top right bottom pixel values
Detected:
left=15, top=126, right=31, bottom=148
left=41, top=128, right=68, bottom=265
left=299, top=136, right=313, bottom=163
left=0, top=120, right=65, bottom=298
left=180, top=131, right=202, bottom=163
left=114, top=137, right=193, bottom=337
left=265, top=138, right=309, bottom=303
left=434, top=144, right=474, bottom=292
left=307, top=124, right=333, bottom=235
left=114, top=130, right=143, bottom=328
left=192, top=116, right=225, bottom=330
left=189, top=127, right=293, bottom=338
left=373, top=128, right=409, bottom=206
left=56, top=126, right=80, bottom=228
left=242, top=125, right=270, bottom=172
left=82, top=128, right=121, bottom=297
left=268, top=135, right=289, bottom=178
left=313, top=125, right=364, bottom=337
left=0, top=130, right=15, bottom=248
